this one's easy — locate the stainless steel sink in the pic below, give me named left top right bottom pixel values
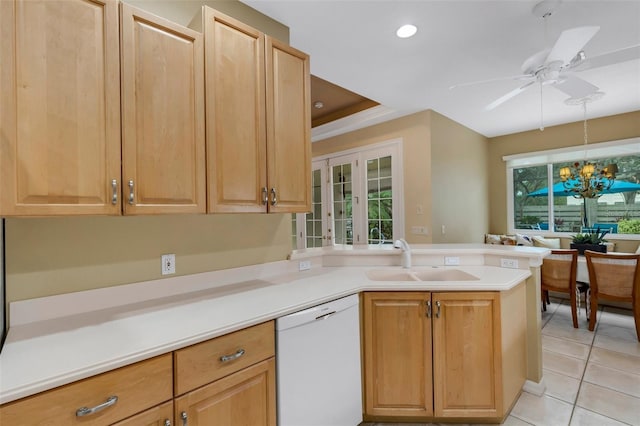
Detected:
left=366, top=268, right=479, bottom=282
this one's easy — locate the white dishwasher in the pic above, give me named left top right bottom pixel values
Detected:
left=276, top=294, right=362, bottom=426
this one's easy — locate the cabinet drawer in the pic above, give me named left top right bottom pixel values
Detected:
left=174, top=321, right=275, bottom=395
left=111, top=400, right=173, bottom=426
left=0, top=354, right=173, bottom=426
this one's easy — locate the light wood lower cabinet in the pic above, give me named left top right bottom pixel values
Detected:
left=111, top=400, right=173, bottom=426
left=363, top=292, right=433, bottom=418
left=175, top=358, right=276, bottom=426
left=363, top=286, right=526, bottom=423
left=173, top=321, right=276, bottom=426
left=0, top=354, right=173, bottom=426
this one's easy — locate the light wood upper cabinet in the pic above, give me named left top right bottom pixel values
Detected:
left=363, top=292, right=433, bottom=418
left=120, top=4, right=206, bottom=215
left=0, top=0, right=122, bottom=216
left=204, top=9, right=266, bottom=213
left=265, top=36, right=311, bottom=213
left=204, top=8, right=311, bottom=213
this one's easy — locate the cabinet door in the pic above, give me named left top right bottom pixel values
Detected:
left=204, top=8, right=267, bottom=213
left=432, top=292, right=502, bottom=418
left=265, top=36, right=311, bottom=213
left=0, top=0, right=121, bottom=216
left=362, top=292, right=433, bottom=418
left=175, top=358, right=276, bottom=426
left=120, top=4, right=205, bottom=215
left=111, top=401, right=173, bottom=426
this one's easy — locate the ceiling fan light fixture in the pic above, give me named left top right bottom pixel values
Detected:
left=396, top=24, right=417, bottom=38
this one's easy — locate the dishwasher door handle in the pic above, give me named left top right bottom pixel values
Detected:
left=315, top=310, right=337, bottom=321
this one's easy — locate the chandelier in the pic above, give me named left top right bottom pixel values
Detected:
left=558, top=98, right=617, bottom=199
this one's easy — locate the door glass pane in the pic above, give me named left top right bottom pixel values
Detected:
left=333, top=163, right=353, bottom=245
left=367, top=156, right=393, bottom=244
left=305, top=168, right=324, bottom=248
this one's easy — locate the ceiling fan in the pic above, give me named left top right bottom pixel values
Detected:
left=450, top=1, right=640, bottom=111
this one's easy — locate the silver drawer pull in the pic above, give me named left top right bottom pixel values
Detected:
left=128, top=180, right=135, bottom=205
left=435, top=300, right=441, bottom=318
left=164, top=419, right=171, bottom=426
left=76, top=395, right=118, bottom=417
left=111, top=179, right=118, bottom=205
left=220, top=348, right=245, bottom=363
left=262, top=187, right=268, bottom=205
left=270, top=187, right=277, bottom=206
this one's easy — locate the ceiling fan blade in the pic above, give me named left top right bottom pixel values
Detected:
left=553, top=75, right=600, bottom=99
left=546, top=26, right=600, bottom=65
left=570, top=45, right=640, bottom=71
left=485, top=81, right=536, bottom=111
left=449, top=74, right=532, bottom=90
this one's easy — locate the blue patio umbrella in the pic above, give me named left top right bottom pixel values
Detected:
left=527, top=180, right=640, bottom=228
left=528, top=179, right=640, bottom=197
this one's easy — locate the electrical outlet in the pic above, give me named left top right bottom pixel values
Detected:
left=161, top=254, right=176, bottom=275
left=501, top=258, right=519, bottom=269
left=444, top=256, right=460, bottom=266
left=299, top=260, right=312, bottom=271
left=411, top=226, right=428, bottom=235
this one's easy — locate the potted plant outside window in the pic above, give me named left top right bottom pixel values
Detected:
left=570, top=227, right=609, bottom=255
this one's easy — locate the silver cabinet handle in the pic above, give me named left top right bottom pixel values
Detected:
left=270, top=187, right=277, bottom=206
left=76, top=395, right=118, bottom=417
left=426, top=300, right=432, bottom=318
left=111, top=179, right=118, bottom=205
left=435, top=300, right=441, bottom=318
left=262, top=187, right=268, bottom=205
left=128, top=180, right=134, bottom=205
left=164, top=419, right=171, bottom=426
left=181, top=411, right=188, bottom=426
left=220, top=348, right=245, bottom=363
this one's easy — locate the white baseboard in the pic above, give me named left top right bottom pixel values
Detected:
left=523, top=377, right=546, bottom=396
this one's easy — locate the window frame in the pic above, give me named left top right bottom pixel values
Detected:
left=504, top=137, right=640, bottom=240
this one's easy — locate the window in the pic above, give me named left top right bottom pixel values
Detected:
left=506, top=138, right=640, bottom=236
left=292, top=139, right=404, bottom=249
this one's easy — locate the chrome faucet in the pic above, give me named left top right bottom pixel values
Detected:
left=393, top=239, right=411, bottom=269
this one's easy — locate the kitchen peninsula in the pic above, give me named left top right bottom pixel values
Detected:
left=0, top=245, right=548, bottom=424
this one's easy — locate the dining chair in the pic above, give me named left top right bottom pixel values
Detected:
left=541, top=249, right=579, bottom=328
left=585, top=251, right=640, bottom=340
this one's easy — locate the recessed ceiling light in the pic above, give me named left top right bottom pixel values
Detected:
left=396, top=24, right=417, bottom=38
left=314, top=101, right=324, bottom=109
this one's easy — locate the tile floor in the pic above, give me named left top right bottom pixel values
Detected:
left=363, top=298, right=640, bottom=426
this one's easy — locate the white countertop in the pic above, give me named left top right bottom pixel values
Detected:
left=0, top=244, right=543, bottom=405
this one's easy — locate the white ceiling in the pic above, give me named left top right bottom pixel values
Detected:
left=241, top=0, right=640, bottom=138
